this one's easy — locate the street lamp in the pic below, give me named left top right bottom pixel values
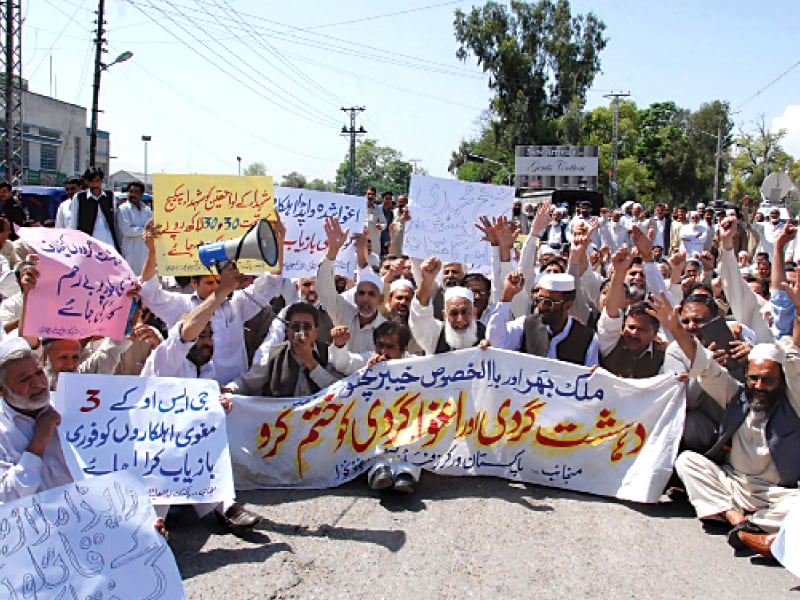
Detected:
left=465, top=153, right=513, bottom=186
left=237, top=156, right=242, bottom=176
left=141, top=135, right=151, bottom=192
left=89, top=50, right=133, bottom=168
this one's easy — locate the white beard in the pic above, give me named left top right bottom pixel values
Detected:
left=5, top=387, right=51, bottom=412
left=444, top=320, right=478, bottom=350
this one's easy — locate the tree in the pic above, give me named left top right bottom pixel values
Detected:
left=453, top=0, right=607, bottom=146
left=306, top=178, right=335, bottom=192
left=280, top=171, right=307, bottom=188
left=243, top=162, right=267, bottom=176
left=334, top=139, right=414, bottom=196
left=730, top=117, right=794, bottom=202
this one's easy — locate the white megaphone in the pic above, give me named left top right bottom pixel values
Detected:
left=198, top=219, right=279, bottom=269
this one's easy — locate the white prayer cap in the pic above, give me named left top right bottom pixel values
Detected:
left=621, top=201, right=633, bottom=211
left=357, top=269, right=383, bottom=292
left=539, top=245, right=557, bottom=257
left=538, top=273, right=575, bottom=293
left=633, top=202, right=643, bottom=210
left=738, top=250, right=749, bottom=258
left=390, top=278, right=415, bottom=294
left=726, top=209, right=737, bottom=216
left=0, top=337, right=30, bottom=363
left=696, top=202, right=706, bottom=210
left=749, top=343, right=784, bottom=365
left=443, top=286, right=473, bottom=304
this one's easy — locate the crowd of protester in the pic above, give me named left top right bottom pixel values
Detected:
left=1, top=168, right=799, bottom=565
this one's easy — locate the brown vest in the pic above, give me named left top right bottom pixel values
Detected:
left=600, top=338, right=666, bottom=379
left=520, top=315, right=594, bottom=366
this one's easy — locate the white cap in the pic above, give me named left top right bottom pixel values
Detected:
left=390, top=278, right=415, bottom=294
left=749, top=343, right=784, bottom=365
left=443, top=286, right=474, bottom=304
left=357, top=269, right=383, bottom=292
left=0, top=337, right=30, bottom=363
left=726, top=209, right=737, bottom=216
left=538, top=273, right=575, bottom=292
left=539, top=245, right=557, bottom=257
left=738, top=250, right=749, bottom=258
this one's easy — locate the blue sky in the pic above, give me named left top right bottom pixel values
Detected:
left=26, top=1, right=800, bottom=185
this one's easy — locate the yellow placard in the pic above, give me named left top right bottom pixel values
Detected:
left=152, top=174, right=277, bottom=275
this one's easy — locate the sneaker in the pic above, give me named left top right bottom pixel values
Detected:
left=393, top=473, right=416, bottom=494
left=218, top=503, right=261, bottom=530
left=368, top=465, right=394, bottom=490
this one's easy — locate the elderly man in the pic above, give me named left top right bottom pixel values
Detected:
left=318, top=217, right=386, bottom=354
left=409, top=257, right=486, bottom=354
left=650, top=289, right=800, bottom=551
left=488, top=271, right=598, bottom=366
left=0, top=337, right=69, bottom=501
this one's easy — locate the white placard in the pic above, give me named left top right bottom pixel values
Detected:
left=403, top=174, right=512, bottom=267
left=274, top=186, right=366, bottom=278
left=515, top=156, right=599, bottom=177
left=0, top=471, right=186, bottom=599
left=55, top=373, right=234, bottom=505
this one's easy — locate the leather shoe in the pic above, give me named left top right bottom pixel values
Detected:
left=368, top=465, right=394, bottom=490
left=738, top=531, right=776, bottom=559
left=393, top=473, right=416, bottom=494
left=218, top=503, right=261, bottom=530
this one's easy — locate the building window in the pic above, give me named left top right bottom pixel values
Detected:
left=22, top=140, right=29, bottom=168
left=74, top=137, right=81, bottom=173
left=39, top=127, right=61, bottom=141
left=41, top=144, right=58, bottom=171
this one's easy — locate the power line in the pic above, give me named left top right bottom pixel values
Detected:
left=736, top=57, right=800, bottom=110
left=124, top=0, right=338, bottom=128
left=302, top=1, right=465, bottom=30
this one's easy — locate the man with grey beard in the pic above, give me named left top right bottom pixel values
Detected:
left=649, top=291, right=800, bottom=552
left=409, top=257, right=486, bottom=354
left=0, top=338, right=69, bottom=502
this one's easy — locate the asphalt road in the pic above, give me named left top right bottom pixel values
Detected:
left=168, top=474, right=799, bottom=600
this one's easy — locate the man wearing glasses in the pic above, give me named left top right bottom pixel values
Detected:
left=226, top=302, right=342, bottom=398
left=649, top=290, right=800, bottom=555
left=487, top=272, right=598, bottom=367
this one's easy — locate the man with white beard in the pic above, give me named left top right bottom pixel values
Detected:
left=487, top=272, right=598, bottom=366
left=408, top=257, right=486, bottom=354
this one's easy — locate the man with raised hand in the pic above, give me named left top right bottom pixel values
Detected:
left=648, top=290, right=800, bottom=551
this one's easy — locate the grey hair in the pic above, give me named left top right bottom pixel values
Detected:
left=0, top=348, right=34, bottom=387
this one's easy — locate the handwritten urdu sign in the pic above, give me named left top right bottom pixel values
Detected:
left=0, top=471, right=186, bottom=599
left=152, top=173, right=277, bottom=275
left=55, top=373, right=235, bottom=505
left=19, top=227, right=137, bottom=340
left=228, top=348, right=685, bottom=503
left=403, top=174, right=513, bottom=267
left=274, top=186, right=366, bottom=278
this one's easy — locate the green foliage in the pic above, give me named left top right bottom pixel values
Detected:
left=454, top=0, right=607, bottom=147
left=243, top=162, right=267, bottom=176
left=334, top=139, right=414, bottom=196
left=280, top=171, right=307, bottom=189
left=729, top=118, right=793, bottom=202
left=306, top=178, right=335, bottom=192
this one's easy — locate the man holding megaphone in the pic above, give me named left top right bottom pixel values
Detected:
left=137, top=217, right=285, bottom=384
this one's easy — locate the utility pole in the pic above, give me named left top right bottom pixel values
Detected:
left=1, top=0, right=23, bottom=183
left=603, top=91, right=630, bottom=207
left=89, top=0, right=107, bottom=168
left=340, top=106, right=366, bottom=195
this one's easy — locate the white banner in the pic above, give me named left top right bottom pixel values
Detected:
left=228, top=348, right=685, bottom=503
left=0, top=471, right=186, bottom=599
left=403, top=174, right=512, bottom=267
left=515, top=156, right=599, bottom=177
left=55, top=373, right=234, bottom=505
left=274, top=186, right=365, bottom=278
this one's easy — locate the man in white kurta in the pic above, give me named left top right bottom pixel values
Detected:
left=116, top=182, right=153, bottom=275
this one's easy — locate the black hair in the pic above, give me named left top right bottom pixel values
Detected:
left=680, top=293, right=719, bottom=318
left=286, top=301, right=319, bottom=327
left=83, top=166, right=104, bottom=181
left=462, top=272, right=490, bottom=290
left=0, top=181, right=12, bottom=192
left=626, top=301, right=659, bottom=330
left=373, top=320, right=411, bottom=351
left=127, top=181, right=145, bottom=194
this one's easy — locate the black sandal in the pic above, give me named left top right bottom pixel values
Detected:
left=726, top=520, right=765, bottom=550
